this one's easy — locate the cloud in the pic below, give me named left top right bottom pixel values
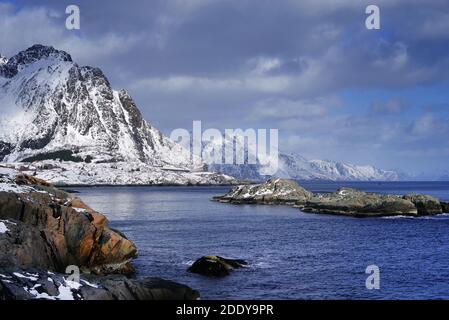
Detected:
left=0, top=3, right=142, bottom=69
left=249, top=97, right=341, bottom=121
left=370, top=98, right=410, bottom=115
left=129, top=74, right=292, bottom=94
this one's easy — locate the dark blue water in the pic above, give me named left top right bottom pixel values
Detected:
left=72, top=182, right=449, bottom=300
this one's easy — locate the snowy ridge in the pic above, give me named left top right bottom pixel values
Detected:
left=205, top=135, right=401, bottom=181
left=0, top=45, right=233, bottom=185
left=277, top=154, right=401, bottom=181
left=0, top=162, right=234, bottom=186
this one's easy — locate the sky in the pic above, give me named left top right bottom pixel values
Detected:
left=1, top=0, right=449, bottom=175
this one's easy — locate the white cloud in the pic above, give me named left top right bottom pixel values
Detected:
left=0, top=4, right=142, bottom=66
left=130, top=74, right=292, bottom=94
left=414, top=13, right=449, bottom=40
left=249, top=57, right=282, bottom=75
left=370, top=98, right=410, bottom=114
left=249, top=96, right=341, bottom=121
left=411, top=113, right=435, bottom=136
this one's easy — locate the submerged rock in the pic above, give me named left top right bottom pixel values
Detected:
left=188, top=256, right=248, bottom=277
left=214, top=180, right=448, bottom=218
left=0, top=268, right=199, bottom=300
left=213, top=178, right=312, bottom=205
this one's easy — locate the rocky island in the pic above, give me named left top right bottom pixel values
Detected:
left=214, top=179, right=449, bottom=218
left=0, top=166, right=199, bottom=300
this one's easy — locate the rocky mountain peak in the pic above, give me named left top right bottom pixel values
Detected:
left=0, top=44, right=72, bottom=78
left=0, top=44, right=201, bottom=171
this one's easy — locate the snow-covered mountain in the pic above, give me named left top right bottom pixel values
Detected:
left=0, top=45, right=235, bottom=185
left=278, top=154, right=401, bottom=181
left=210, top=153, right=401, bottom=181
left=205, top=134, right=401, bottom=181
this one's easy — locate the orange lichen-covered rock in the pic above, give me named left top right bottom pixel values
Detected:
left=0, top=174, right=137, bottom=275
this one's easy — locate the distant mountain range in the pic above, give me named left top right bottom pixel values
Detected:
left=209, top=152, right=404, bottom=182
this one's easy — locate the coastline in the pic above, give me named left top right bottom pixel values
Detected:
left=56, top=182, right=243, bottom=188
left=55, top=179, right=449, bottom=189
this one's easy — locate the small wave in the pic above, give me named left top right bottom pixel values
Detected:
left=246, top=261, right=274, bottom=269
left=382, top=215, right=416, bottom=219
left=382, top=213, right=449, bottom=220
left=181, top=260, right=195, bottom=266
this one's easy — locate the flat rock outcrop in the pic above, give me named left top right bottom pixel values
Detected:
left=213, top=179, right=312, bottom=205
left=298, top=188, right=418, bottom=217
left=214, top=180, right=449, bottom=218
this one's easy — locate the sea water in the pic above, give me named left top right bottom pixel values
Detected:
left=72, top=182, right=449, bottom=299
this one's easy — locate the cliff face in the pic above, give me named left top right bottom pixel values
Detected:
left=0, top=167, right=136, bottom=274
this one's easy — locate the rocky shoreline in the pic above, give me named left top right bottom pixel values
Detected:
left=0, top=167, right=199, bottom=300
left=213, top=179, right=449, bottom=218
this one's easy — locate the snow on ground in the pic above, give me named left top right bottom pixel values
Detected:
left=0, top=220, right=16, bottom=234
left=13, top=272, right=39, bottom=281
left=0, top=167, right=17, bottom=176
left=2, top=161, right=236, bottom=186
left=0, top=183, right=37, bottom=193
left=0, top=222, right=9, bottom=234
left=22, top=276, right=83, bottom=300
left=1, top=269, right=94, bottom=301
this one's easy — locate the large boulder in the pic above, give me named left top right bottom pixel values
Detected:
left=213, top=179, right=312, bottom=205
left=0, top=268, right=199, bottom=300
left=0, top=172, right=137, bottom=274
left=298, top=188, right=418, bottom=217
left=188, top=256, right=247, bottom=277
left=403, top=194, right=442, bottom=215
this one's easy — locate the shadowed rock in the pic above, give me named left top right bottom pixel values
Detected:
left=403, top=194, right=442, bottom=215
left=0, top=268, right=199, bottom=300
left=213, top=179, right=312, bottom=205
left=188, top=256, right=248, bottom=277
left=441, top=201, right=449, bottom=213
